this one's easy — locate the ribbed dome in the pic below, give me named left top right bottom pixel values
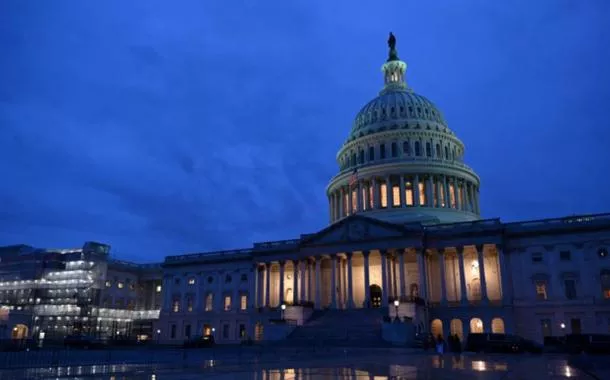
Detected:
left=347, top=90, right=449, bottom=143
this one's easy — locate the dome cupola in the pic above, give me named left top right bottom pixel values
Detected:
left=326, top=33, right=481, bottom=225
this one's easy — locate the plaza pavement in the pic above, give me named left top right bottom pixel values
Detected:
left=0, top=346, right=608, bottom=379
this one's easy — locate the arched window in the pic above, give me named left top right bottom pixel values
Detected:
left=470, top=318, right=484, bottom=333
left=425, top=142, right=431, bottom=157
left=444, top=146, right=449, bottom=159
left=351, top=153, right=356, bottom=167
left=391, top=142, right=397, bottom=157
left=450, top=319, right=464, bottom=341
left=380, top=144, right=386, bottom=159
left=431, top=319, right=443, bottom=338
left=368, top=146, right=375, bottom=161
left=403, top=141, right=410, bottom=155
left=491, top=318, right=505, bottom=333
left=435, top=144, right=441, bottom=157
left=414, top=141, right=421, bottom=156
left=359, top=149, right=364, bottom=164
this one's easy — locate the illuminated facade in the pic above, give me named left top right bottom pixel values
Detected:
left=155, top=36, right=610, bottom=345
left=0, top=242, right=162, bottom=341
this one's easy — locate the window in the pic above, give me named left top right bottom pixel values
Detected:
left=425, top=142, right=431, bottom=157
left=531, top=252, right=543, bottom=263
left=414, top=141, right=421, bottom=156
left=352, top=189, right=357, bottom=212
left=240, top=295, right=247, bottom=310
left=187, top=296, right=193, bottom=312
left=403, top=141, right=410, bottom=155
left=405, top=181, right=414, bottom=206
left=560, top=251, right=571, bottom=261
left=535, top=281, right=548, bottom=300
left=188, top=278, right=196, bottom=285
left=156, top=285, right=162, bottom=293
left=368, top=185, right=374, bottom=209
left=225, top=275, right=232, bottom=283
left=205, top=293, right=213, bottom=311
left=350, top=153, right=356, bottom=167
left=435, top=144, right=441, bottom=157
left=171, top=324, right=176, bottom=339
left=172, top=298, right=180, bottom=313
left=391, top=142, right=397, bottom=157
left=380, top=144, right=386, bottom=159
left=358, top=149, right=364, bottom=164
left=240, top=274, right=247, bottom=282
left=419, top=182, right=426, bottom=206
left=449, top=183, right=456, bottom=208
left=380, top=183, right=388, bottom=208
left=540, top=319, right=552, bottom=338
left=571, top=318, right=582, bottom=334
left=368, top=146, right=374, bottom=161
left=564, top=279, right=577, bottom=300
left=129, top=283, right=135, bottom=290
left=444, top=146, right=449, bottom=159
left=117, top=282, right=124, bottom=289
left=392, top=185, right=400, bottom=207
left=601, top=270, right=610, bottom=299
left=224, top=295, right=232, bottom=311
left=222, top=324, right=229, bottom=339
left=185, top=324, right=191, bottom=338
left=174, top=278, right=180, bottom=285
left=105, top=281, right=111, bottom=288
left=239, top=324, right=246, bottom=339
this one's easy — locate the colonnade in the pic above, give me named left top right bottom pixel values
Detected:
left=254, top=244, right=508, bottom=310
left=328, top=173, right=479, bottom=222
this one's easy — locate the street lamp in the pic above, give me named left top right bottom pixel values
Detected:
left=393, top=299, right=400, bottom=321
left=560, top=323, right=566, bottom=330
left=281, top=303, right=286, bottom=320
left=156, top=329, right=161, bottom=344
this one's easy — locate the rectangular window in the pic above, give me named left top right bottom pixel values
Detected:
left=565, top=279, right=577, bottom=300
left=560, top=251, right=571, bottom=261
left=117, top=282, right=124, bottom=289
left=188, top=278, right=196, bottom=285
left=571, top=318, right=582, bottom=334
left=156, top=285, right=162, bottom=293
left=187, top=297, right=193, bottom=312
left=222, top=324, right=229, bottom=339
left=368, top=146, right=374, bottom=161
left=240, top=295, right=247, bottom=311
left=531, top=252, right=543, bottom=263
left=171, top=324, right=176, bottom=339
left=361, top=187, right=367, bottom=210
left=535, top=281, right=547, bottom=300
left=405, top=182, right=414, bottom=206
left=391, top=142, right=397, bottom=157
left=380, top=183, right=388, bottom=208
left=205, top=293, right=213, bottom=311
left=185, top=324, right=191, bottom=338
left=392, top=185, right=400, bottom=207
left=540, top=319, right=552, bottom=338
left=368, top=185, right=374, bottom=209
left=239, top=324, right=246, bottom=339
left=174, top=278, right=180, bottom=285
left=426, top=142, right=431, bottom=157
left=224, top=295, right=232, bottom=311
left=351, top=189, right=358, bottom=212
left=419, top=182, right=426, bottom=206
left=380, top=144, right=386, bottom=159
left=172, top=298, right=180, bottom=313
left=403, top=141, right=410, bottom=155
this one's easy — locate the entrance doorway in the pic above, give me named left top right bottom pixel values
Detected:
left=370, top=284, right=382, bottom=308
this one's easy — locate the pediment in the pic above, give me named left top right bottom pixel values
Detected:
left=301, top=215, right=407, bottom=247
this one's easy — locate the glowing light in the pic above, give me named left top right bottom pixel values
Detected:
left=560, top=323, right=566, bottom=329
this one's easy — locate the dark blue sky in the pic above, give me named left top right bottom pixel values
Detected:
left=1, top=1, right=609, bottom=262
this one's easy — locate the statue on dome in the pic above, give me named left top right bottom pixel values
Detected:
left=387, top=32, right=399, bottom=61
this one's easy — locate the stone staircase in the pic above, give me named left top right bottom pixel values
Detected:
left=284, top=308, right=387, bottom=346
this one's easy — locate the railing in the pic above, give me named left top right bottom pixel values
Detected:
left=165, top=249, right=253, bottom=262
left=253, top=239, right=300, bottom=249
left=505, top=213, right=610, bottom=230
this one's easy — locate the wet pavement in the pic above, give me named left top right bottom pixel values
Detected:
left=0, top=347, right=608, bottom=379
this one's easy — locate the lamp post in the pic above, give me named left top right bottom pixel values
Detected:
left=281, top=304, right=286, bottom=320
left=393, top=299, right=400, bottom=322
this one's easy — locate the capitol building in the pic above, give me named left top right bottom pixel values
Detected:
left=2, top=36, right=610, bottom=346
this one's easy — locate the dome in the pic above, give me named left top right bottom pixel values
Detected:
left=326, top=33, right=481, bottom=226
left=347, top=90, right=450, bottom=143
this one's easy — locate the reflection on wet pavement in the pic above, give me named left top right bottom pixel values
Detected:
left=0, top=351, right=606, bottom=379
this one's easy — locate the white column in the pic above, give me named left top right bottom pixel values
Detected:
left=346, top=253, right=355, bottom=308
left=416, top=249, right=428, bottom=300
left=497, top=244, right=510, bottom=304
left=363, top=251, right=371, bottom=307
left=413, top=174, right=420, bottom=207
left=265, top=263, right=271, bottom=307
left=339, top=188, right=345, bottom=217
left=357, top=180, right=364, bottom=212
left=364, top=182, right=370, bottom=211
left=385, top=175, right=392, bottom=208
left=279, top=261, right=285, bottom=306
left=315, top=257, right=322, bottom=309
left=442, top=175, right=449, bottom=208
left=337, top=256, right=344, bottom=308
left=293, top=261, right=299, bottom=304
left=399, top=250, right=406, bottom=298
left=435, top=177, right=442, bottom=207
left=299, top=261, right=306, bottom=303
left=457, top=247, right=468, bottom=304
left=477, top=245, right=488, bottom=303
left=381, top=251, right=389, bottom=306
left=399, top=175, right=405, bottom=208
left=331, top=255, right=337, bottom=308
left=372, top=178, right=379, bottom=209
left=439, top=249, right=447, bottom=305
left=426, top=175, right=434, bottom=207
left=454, top=179, right=461, bottom=210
